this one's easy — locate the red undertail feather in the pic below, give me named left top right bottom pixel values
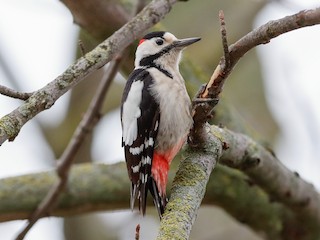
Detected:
left=152, top=153, right=169, bottom=197
left=151, top=138, right=186, bottom=197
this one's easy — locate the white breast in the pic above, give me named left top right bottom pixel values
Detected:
left=148, top=68, right=193, bottom=152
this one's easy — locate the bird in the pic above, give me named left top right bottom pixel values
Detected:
left=121, top=31, right=200, bottom=217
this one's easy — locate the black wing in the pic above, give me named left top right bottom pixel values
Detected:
left=121, top=69, right=163, bottom=216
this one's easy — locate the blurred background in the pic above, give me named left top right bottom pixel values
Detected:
left=0, top=0, right=319, bottom=239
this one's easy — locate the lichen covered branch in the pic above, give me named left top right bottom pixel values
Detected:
left=211, top=125, right=320, bottom=239
left=0, top=85, right=32, bottom=101
left=157, top=125, right=221, bottom=240
left=15, top=58, right=122, bottom=240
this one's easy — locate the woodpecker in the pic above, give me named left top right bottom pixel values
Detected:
left=121, top=31, right=200, bottom=217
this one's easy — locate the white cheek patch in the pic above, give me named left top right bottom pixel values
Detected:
left=135, top=41, right=160, bottom=68
left=122, top=80, right=144, bottom=145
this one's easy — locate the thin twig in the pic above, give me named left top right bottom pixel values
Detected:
left=219, top=10, right=230, bottom=70
left=184, top=8, right=320, bottom=240
left=201, top=7, right=320, bottom=100
left=78, top=40, right=86, bottom=56
left=0, top=85, right=33, bottom=100
left=201, top=10, right=229, bottom=99
left=135, top=224, right=140, bottom=240
left=190, top=7, right=320, bottom=137
left=15, top=57, right=123, bottom=240
left=189, top=10, right=231, bottom=144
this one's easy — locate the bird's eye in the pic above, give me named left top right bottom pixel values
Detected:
left=156, top=39, right=164, bottom=45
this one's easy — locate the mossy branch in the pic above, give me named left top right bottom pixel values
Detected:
left=157, top=125, right=221, bottom=240
left=0, top=161, right=300, bottom=239
left=211, top=125, right=320, bottom=239
left=156, top=124, right=320, bottom=240
left=212, top=125, right=320, bottom=221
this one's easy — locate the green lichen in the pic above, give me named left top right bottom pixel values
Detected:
left=0, top=115, right=21, bottom=141
left=57, top=72, right=74, bottom=90
left=0, top=172, right=57, bottom=212
left=89, top=41, right=111, bottom=59
left=173, top=161, right=206, bottom=189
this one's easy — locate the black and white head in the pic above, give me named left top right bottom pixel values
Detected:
left=135, top=31, right=201, bottom=70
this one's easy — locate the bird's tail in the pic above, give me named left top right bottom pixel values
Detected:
left=130, top=177, right=167, bottom=218
left=149, top=177, right=168, bottom=218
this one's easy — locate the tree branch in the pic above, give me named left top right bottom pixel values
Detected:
left=0, top=162, right=299, bottom=239
left=157, top=123, right=320, bottom=240
left=0, top=85, right=32, bottom=101
left=202, top=7, right=320, bottom=99
left=160, top=7, right=320, bottom=240
left=211, top=125, right=320, bottom=237
left=62, top=0, right=260, bottom=137
left=157, top=124, right=221, bottom=240
left=15, top=57, right=123, bottom=240
left=191, top=7, right=320, bottom=132
left=0, top=0, right=180, bottom=145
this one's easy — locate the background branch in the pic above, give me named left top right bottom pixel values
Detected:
left=0, top=162, right=300, bottom=239
left=212, top=125, right=320, bottom=238
left=15, top=57, right=122, bottom=240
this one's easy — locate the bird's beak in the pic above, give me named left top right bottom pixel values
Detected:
left=173, top=37, right=201, bottom=48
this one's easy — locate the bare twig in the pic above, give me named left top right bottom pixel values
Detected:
left=189, top=10, right=231, bottom=145
left=135, top=224, right=140, bottom=240
left=0, top=0, right=180, bottom=145
left=219, top=10, right=230, bottom=72
left=78, top=40, right=86, bottom=56
left=0, top=85, right=32, bottom=101
left=15, top=57, right=122, bottom=240
left=192, top=7, right=320, bottom=125
left=190, top=7, right=320, bottom=146
left=174, top=8, right=320, bottom=240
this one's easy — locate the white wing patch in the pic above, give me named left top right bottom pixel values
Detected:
left=131, top=164, right=140, bottom=173
left=122, top=80, right=144, bottom=145
left=129, top=144, right=144, bottom=155
left=142, top=156, right=152, bottom=165
left=144, top=137, right=154, bottom=148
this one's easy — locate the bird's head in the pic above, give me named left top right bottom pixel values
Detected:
left=134, top=31, right=201, bottom=70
